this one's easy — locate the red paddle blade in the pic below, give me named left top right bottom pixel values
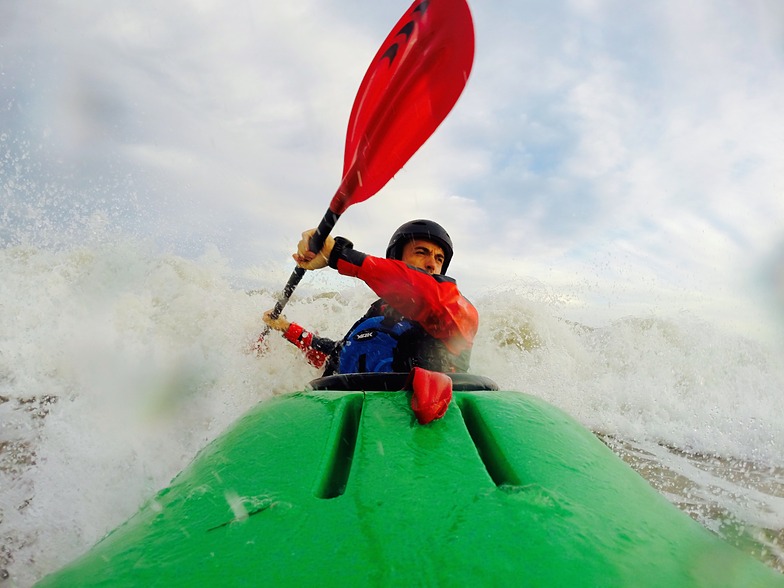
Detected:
left=329, top=0, right=475, bottom=215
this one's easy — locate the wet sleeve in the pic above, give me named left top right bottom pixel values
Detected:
left=282, top=323, right=337, bottom=369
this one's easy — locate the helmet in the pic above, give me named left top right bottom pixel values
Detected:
left=385, top=219, right=454, bottom=274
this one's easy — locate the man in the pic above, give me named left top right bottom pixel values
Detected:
left=263, top=219, right=478, bottom=377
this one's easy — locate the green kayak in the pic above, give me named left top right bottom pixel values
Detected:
left=37, top=374, right=783, bottom=587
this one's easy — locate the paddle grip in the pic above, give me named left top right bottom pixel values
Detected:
left=308, top=209, right=341, bottom=258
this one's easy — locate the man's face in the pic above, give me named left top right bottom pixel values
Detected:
left=400, top=239, right=445, bottom=275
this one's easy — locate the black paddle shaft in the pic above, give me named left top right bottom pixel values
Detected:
left=267, top=208, right=341, bottom=321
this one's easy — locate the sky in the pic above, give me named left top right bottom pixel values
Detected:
left=2, top=0, right=784, bottom=340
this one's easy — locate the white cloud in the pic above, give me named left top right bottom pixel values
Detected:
left=3, top=0, right=784, bottom=338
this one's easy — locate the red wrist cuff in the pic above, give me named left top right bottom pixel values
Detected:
left=283, top=323, right=304, bottom=344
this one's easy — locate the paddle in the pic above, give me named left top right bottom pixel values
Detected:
left=256, top=0, right=475, bottom=352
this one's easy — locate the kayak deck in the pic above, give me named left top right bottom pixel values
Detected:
left=37, top=390, right=784, bottom=587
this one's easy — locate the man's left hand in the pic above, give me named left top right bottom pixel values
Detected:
left=293, top=228, right=334, bottom=270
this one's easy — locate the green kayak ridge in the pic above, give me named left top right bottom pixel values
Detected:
left=38, top=377, right=783, bottom=587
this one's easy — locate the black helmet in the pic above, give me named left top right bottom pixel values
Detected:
left=385, top=219, right=454, bottom=274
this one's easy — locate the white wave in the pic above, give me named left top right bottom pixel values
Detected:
left=1, top=242, right=783, bottom=585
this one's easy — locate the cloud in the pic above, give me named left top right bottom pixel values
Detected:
left=3, top=0, right=784, bottom=338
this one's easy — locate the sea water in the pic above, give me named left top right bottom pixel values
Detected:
left=1, top=242, right=783, bottom=586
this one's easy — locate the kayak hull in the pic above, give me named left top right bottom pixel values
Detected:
left=37, top=390, right=783, bottom=587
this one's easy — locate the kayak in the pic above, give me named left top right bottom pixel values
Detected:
left=37, top=373, right=783, bottom=587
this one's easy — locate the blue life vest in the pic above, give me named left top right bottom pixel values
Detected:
left=338, top=315, right=416, bottom=374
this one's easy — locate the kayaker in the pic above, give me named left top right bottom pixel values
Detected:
left=262, top=219, right=479, bottom=376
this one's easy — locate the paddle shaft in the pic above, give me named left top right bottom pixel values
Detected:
left=270, top=208, right=340, bottom=321
left=257, top=208, right=340, bottom=342
left=258, top=160, right=363, bottom=343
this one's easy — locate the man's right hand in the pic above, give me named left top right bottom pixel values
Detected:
left=293, top=229, right=335, bottom=271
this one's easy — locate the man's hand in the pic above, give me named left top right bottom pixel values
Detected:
left=293, top=229, right=334, bottom=270
left=262, top=310, right=291, bottom=332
